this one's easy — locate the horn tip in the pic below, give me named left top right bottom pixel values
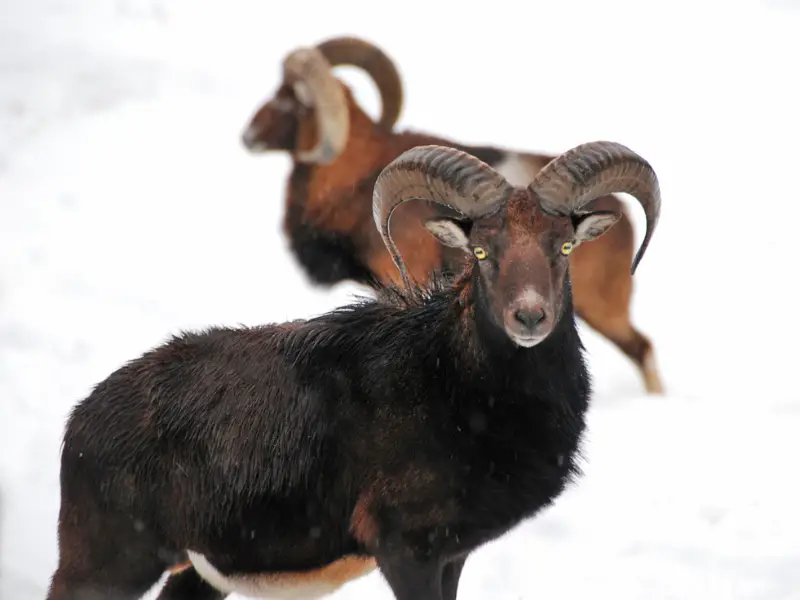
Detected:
left=630, top=247, right=647, bottom=275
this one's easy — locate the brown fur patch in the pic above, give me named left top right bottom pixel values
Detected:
left=167, top=561, right=192, bottom=575
left=349, top=489, right=379, bottom=546
left=261, top=555, right=377, bottom=587
left=349, top=464, right=461, bottom=549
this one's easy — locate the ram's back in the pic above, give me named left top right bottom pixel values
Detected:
left=60, top=324, right=341, bottom=524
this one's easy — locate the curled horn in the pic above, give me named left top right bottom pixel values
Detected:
left=372, top=145, right=514, bottom=283
left=282, top=47, right=349, bottom=164
left=316, top=36, right=403, bottom=130
left=529, top=141, right=661, bottom=274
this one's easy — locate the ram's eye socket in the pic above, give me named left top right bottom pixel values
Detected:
left=560, top=241, right=575, bottom=256
left=473, top=247, right=487, bottom=260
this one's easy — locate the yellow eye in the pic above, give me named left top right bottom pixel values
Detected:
left=473, top=247, right=487, bottom=260
left=561, top=241, right=575, bottom=256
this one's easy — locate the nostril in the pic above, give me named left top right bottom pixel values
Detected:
left=514, top=308, right=546, bottom=329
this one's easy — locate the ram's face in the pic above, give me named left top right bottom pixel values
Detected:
left=427, top=192, right=579, bottom=347
left=474, top=195, right=582, bottom=347
left=241, top=84, right=306, bottom=153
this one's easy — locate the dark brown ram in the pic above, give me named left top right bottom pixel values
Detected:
left=242, top=36, right=664, bottom=394
left=47, top=140, right=661, bottom=600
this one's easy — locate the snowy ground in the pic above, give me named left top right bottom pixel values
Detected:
left=1, top=0, right=799, bottom=598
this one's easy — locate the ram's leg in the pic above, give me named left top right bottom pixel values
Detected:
left=46, top=511, right=166, bottom=600
left=570, top=196, right=664, bottom=394
left=441, top=556, right=467, bottom=600
left=575, top=269, right=663, bottom=394
left=377, top=555, right=444, bottom=600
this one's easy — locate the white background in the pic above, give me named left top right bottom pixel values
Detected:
left=1, top=0, right=799, bottom=598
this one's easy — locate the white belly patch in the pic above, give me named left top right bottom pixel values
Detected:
left=187, top=550, right=377, bottom=599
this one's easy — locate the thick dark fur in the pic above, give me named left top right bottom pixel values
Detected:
left=285, top=219, right=373, bottom=285
left=49, top=267, right=591, bottom=600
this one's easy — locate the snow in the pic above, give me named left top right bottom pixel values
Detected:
left=1, top=0, right=799, bottom=598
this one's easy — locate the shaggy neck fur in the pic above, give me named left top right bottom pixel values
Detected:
left=324, top=263, right=589, bottom=401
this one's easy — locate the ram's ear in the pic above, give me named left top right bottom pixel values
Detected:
left=574, top=210, right=621, bottom=244
left=424, top=218, right=471, bottom=251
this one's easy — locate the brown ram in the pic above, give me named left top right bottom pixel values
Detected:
left=46, top=140, right=662, bottom=600
left=241, top=36, right=663, bottom=394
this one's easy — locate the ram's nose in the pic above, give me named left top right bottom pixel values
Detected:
left=241, top=126, right=266, bottom=152
left=513, top=307, right=546, bottom=330
left=504, top=290, right=552, bottom=347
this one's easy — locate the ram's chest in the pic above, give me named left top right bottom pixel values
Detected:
left=301, top=137, right=389, bottom=231
left=470, top=439, right=577, bottom=507
left=304, top=173, right=371, bottom=232
left=346, top=399, right=584, bottom=558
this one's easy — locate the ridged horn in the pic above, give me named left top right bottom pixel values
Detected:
left=282, top=47, right=348, bottom=164
left=372, top=145, right=514, bottom=282
left=316, top=36, right=403, bottom=130
left=529, top=141, right=661, bottom=274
